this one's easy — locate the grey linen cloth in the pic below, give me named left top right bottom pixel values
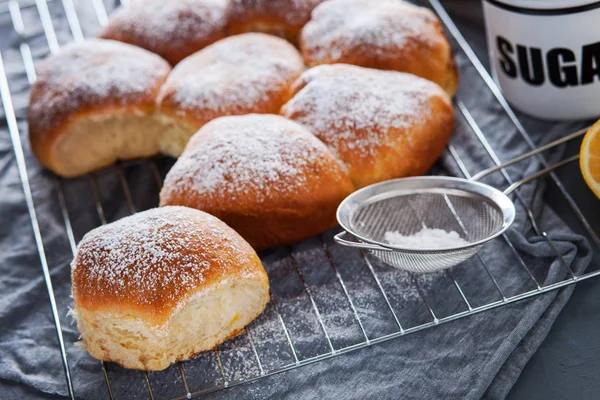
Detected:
left=0, top=1, right=594, bottom=399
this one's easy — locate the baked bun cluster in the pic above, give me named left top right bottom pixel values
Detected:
left=157, top=33, right=305, bottom=157
left=281, top=64, right=454, bottom=188
left=71, top=206, right=269, bottom=371
left=28, top=39, right=171, bottom=177
left=300, top=0, right=458, bottom=95
left=160, top=114, right=354, bottom=249
left=29, top=0, right=457, bottom=176
left=31, top=0, right=459, bottom=371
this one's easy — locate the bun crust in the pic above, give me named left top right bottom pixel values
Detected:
left=159, top=114, right=355, bottom=249
left=281, top=64, right=454, bottom=188
left=99, top=0, right=228, bottom=65
left=226, top=0, right=327, bottom=43
left=71, top=206, right=269, bottom=370
left=156, top=33, right=305, bottom=157
left=27, top=39, right=171, bottom=177
left=300, top=0, right=458, bottom=95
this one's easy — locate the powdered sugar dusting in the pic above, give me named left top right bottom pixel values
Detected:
left=302, top=0, right=440, bottom=63
left=282, top=64, right=442, bottom=159
left=100, top=0, right=228, bottom=64
left=162, top=114, right=333, bottom=203
left=368, top=256, right=441, bottom=303
left=385, top=228, right=468, bottom=250
left=71, top=206, right=256, bottom=314
left=158, top=33, right=304, bottom=118
left=29, top=38, right=170, bottom=137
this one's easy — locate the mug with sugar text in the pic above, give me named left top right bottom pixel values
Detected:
left=482, top=0, right=600, bottom=120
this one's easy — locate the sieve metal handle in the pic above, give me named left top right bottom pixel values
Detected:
left=470, top=126, right=588, bottom=182
left=503, top=154, right=580, bottom=195
left=334, top=231, right=395, bottom=252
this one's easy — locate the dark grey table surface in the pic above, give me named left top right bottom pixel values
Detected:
left=445, top=3, right=600, bottom=400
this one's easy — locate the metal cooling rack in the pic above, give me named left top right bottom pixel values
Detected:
left=1, top=0, right=599, bottom=398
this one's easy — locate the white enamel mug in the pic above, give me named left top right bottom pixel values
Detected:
left=482, top=0, right=600, bottom=120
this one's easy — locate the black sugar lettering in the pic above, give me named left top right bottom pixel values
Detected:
left=496, top=38, right=600, bottom=88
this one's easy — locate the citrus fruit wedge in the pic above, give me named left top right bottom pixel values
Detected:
left=580, top=119, right=600, bottom=200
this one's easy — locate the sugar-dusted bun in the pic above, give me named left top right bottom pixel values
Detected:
left=28, top=39, right=171, bottom=177
left=300, top=0, right=458, bottom=95
left=160, top=114, right=355, bottom=249
left=156, top=33, right=305, bottom=157
left=71, top=206, right=269, bottom=371
left=225, top=0, right=327, bottom=44
left=281, top=64, right=454, bottom=189
left=99, top=0, right=228, bottom=65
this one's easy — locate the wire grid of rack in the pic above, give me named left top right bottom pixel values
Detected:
left=1, top=0, right=600, bottom=398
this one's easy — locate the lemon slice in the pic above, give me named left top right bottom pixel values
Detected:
left=580, top=119, right=600, bottom=200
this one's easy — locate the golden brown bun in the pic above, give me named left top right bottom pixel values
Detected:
left=71, top=206, right=269, bottom=371
left=99, top=0, right=228, bottom=65
left=159, top=114, right=355, bottom=249
left=27, top=39, right=171, bottom=177
left=300, top=0, right=458, bottom=95
left=225, top=0, right=328, bottom=44
left=156, top=33, right=305, bottom=157
left=281, top=64, right=454, bottom=188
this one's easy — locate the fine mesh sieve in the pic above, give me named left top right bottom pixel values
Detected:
left=334, top=128, right=586, bottom=273
left=335, top=177, right=515, bottom=273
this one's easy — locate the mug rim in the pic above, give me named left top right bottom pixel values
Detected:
left=485, top=0, right=600, bottom=15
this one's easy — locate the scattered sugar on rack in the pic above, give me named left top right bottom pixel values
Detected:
left=384, top=228, right=468, bottom=249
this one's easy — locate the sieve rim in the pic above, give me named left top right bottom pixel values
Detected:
left=336, top=176, right=516, bottom=253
